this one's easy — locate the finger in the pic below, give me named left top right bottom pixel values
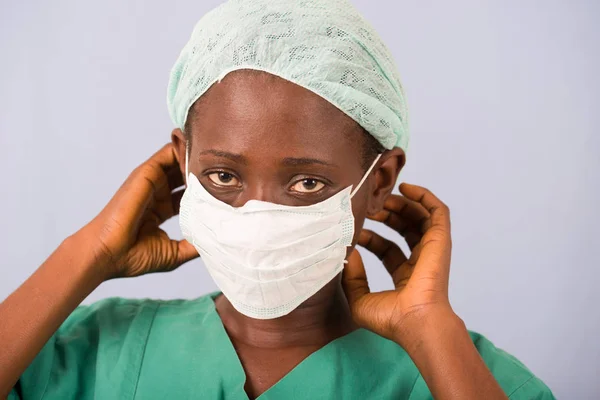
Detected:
left=146, top=143, right=185, bottom=192
left=403, top=231, right=422, bottom=251
left=145, top=143, right=184, bottom=193
left=384, top=195, right=432, bottom=233
left=367, top=210, right=423, bottom=249
left=106, top=144, right=178, bottom=228
left=358, top=229, right=407, bottom=276
left=133, top=144, right=180, bottom=196
left=174, top=239, right=199, bottom=266
left=151, top=187, right=186, bottom=225
left=359, top=229, right=417, bottom=288
left=170, top=187, right=185, bottom=216
left=139, top=218, right=160, bottom=235
left=367, top=194, right=431, bottom=250
left=165, top=156, right=185, bottom=191
left=341, top=249, right=370, bottom=308
left=368, top=209, right=407, bottom=232
left=146, top=143, right=179, bottom=172
left=399, top=183, right=451, bottom=240
left=368, top=196, right=431, bottom=233
left=399, top=183, right=452, bottom=285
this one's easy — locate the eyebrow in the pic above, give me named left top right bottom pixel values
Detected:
left=198, top=150, right=336, bottom=168
left=198, top=150, right=247, bottom=164
left=281, top=157, right=337, bottom=167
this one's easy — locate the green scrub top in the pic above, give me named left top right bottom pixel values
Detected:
left=10, top=292, right=554, bottom=400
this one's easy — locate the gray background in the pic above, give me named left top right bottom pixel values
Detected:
left=1, top=0, right=598, bottom=398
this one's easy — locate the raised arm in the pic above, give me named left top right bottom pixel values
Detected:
left=343, top=183, right=508, bottom=400
left=0, top=144, right=198, bottom=397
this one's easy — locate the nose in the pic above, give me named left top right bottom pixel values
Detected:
left=231, top=183, right=281, bottom=207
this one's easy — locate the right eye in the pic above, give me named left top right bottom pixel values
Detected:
left=290, top=178, right=326, bottom=194
left=207, top=171, right=240, bottom=187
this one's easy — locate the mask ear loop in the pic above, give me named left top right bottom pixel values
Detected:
left=343, top=152, right=382, bottom=265
left=350, top=153, right=382, bottom=198
left=185, top=140, right=190, bottom=185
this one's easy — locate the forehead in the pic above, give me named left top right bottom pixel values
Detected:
left=185, top=70, right=364, bottom=164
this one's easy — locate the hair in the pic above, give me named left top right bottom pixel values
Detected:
left=358, top=127, right=386, bottom=171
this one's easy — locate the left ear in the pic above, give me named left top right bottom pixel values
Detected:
left=171, top=128, right=187, bottom=181
left=367, top=147, right=406, bottom=216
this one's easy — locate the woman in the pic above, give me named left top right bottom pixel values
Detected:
left=1, top=0, right=554, bottom=399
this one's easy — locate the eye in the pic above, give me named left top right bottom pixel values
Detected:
left=207, top=171, right=240, bottom=187
left=290, top=178, right=326, bottom=194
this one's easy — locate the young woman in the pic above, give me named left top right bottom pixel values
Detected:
left=1, top=1, right=554, bottom=399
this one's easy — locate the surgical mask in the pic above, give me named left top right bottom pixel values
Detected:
left=179, top=143, right=381, bottom=319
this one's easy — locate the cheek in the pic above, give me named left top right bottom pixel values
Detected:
left=345, top=193, right=369, bottom=258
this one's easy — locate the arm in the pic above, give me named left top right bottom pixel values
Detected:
left=0, top=234, right=107, bottom=397
left=0, top=144, right=197, bottom=398
left=399, top=308, right=506, bottom=399
left=343, top=183, right=507, bottom=399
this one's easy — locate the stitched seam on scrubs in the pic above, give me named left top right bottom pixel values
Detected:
left=406, top=372, right=421, bottom=400
left=131, top=303, right=160, bottom=400
left=506, top=375, right=535, bottom=398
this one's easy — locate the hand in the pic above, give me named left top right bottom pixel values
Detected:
left=342, top=182, right=453, bottom=347
left=76, top=143, right=199, bottom=280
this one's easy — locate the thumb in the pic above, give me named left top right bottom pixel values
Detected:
left=342, top=248, right=370, bottom=308
left=174, top=239, right=200, bottom=266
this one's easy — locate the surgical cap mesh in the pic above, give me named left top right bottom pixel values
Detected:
left=167, top=0, right=409, bottom=151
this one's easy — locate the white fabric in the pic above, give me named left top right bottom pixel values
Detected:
left=180, top=147, right=381, bottom=319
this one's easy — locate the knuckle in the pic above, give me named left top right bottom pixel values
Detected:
left=136, top=164, right=163, bottom=191
left=129, top=164, right=154, bottom=185
left=432, top=202, right=449, bottom=216
left=441, top=203, right=450, bottom=215
left=425, top=227, right=448, bottom=242
left=138, top=163, right=158, bottom=179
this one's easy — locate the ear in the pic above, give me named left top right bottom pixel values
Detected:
left=171, top=128, right=187, bottom=180
left=367, top=147, right=406, bottom=216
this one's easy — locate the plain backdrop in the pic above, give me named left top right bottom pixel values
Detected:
left=1, top=0, right=598, bottom=398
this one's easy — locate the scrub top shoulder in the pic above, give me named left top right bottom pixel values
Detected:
left=9, top=293, right=555, bottom=400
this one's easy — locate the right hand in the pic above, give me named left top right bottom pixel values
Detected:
left=76, top=143, right=199, bottom=280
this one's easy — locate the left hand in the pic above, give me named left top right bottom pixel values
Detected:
left=342, top=182, right=454, bottom=347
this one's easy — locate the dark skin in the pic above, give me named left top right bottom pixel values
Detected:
left=171, top=70, right=404, bottom=397
left=0, top=70, right=508, bottom=399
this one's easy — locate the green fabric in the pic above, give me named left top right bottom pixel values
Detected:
left=167, top=0, right=410, bottom=152
left=10, top=292, right=554, bottom=399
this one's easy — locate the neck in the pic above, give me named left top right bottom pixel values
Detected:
left=214, top=275, right=357, bottom=349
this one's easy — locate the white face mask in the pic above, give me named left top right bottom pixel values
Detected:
left=179, top=143, right=381, bottom=319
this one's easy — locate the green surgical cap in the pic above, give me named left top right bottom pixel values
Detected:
left=167, top=0, right=409, bottom=151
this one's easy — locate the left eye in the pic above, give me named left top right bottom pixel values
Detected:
left=207, top=172, right=240, bottom=187
left=290, top=178, right=325, bottom=193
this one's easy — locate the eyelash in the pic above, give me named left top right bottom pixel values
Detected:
left=203, top=170, right=330, bottom=195
left=289, top=177, right=328, bottom=194
left=204, top=170, right=241, bottom=188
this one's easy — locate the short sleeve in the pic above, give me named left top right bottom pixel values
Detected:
left=508, top=376, right=556, bottom=399
left=408, top=331, right=555, bottom=400
left=469, top=331, right=555, bottom=399
left=9, top=297, right=158, bottom=400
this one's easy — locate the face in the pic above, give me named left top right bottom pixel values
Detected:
left=172, top=70, right=405, bottom=252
